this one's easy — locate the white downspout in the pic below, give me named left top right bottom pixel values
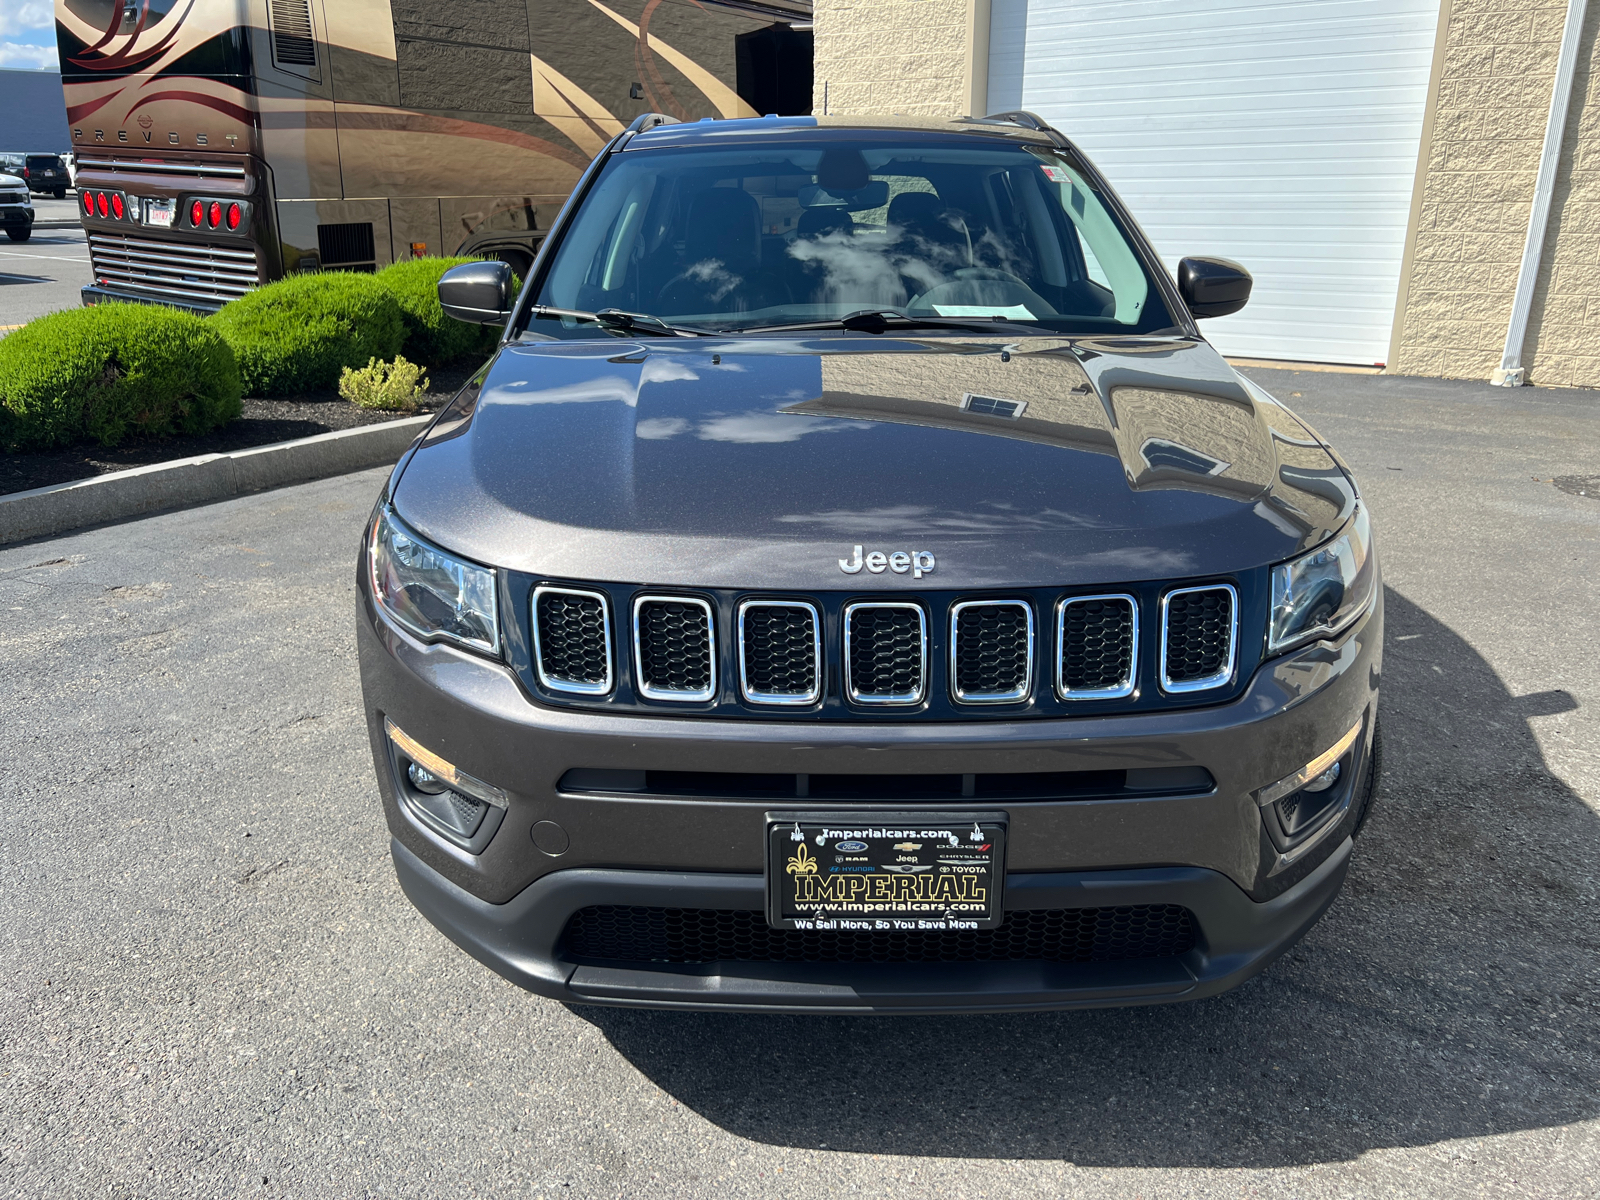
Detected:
left=1492, top=0, right=1590, bottom=386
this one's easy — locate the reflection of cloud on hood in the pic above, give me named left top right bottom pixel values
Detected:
left=695, top=412, right=867, bottom=444
left=636, top=417, right=690, bottom=440
left=641, top=359, right=700, bottom=384
left=487, top=375, right=641, bottom=407
left=776, top=503, right=1112, bottom=534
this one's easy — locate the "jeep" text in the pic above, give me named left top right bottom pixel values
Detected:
left=838, top=546, right=936, bottom=578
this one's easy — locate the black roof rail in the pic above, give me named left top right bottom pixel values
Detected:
left=626, top=113, right=681, bottom=133
left=966, top=110, right=1051, bottom=132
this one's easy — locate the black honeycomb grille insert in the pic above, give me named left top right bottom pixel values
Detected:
left=953, top=602, right=1031, bottom=699
left=535, top=590, right=610, bottom=689
left=1061, top=597, right=1136, bottom=692
left=1164, top=587, right=1235, bottom=684
left=563, top=905, right=1197, bottom=964
left=846, top=605, right=925, bottom=701
left=741, top=604, right=819, bottom=699
left=636, top=599, right=713, bottom=695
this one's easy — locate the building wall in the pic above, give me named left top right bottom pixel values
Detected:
left=1392, top=0, right=1600, bottom=387
left=0, top=70, right=71, bottom=154
left=811, top=0, right=976, bottom=118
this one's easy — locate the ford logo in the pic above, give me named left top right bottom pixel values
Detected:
left=835, top=840, right=868, bottom=852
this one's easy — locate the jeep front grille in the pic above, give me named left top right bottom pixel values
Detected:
left=950, top=600, right=1032, bottom=703
left=88, top=232, right=260, bottom=305
left=633, top=595, right=716, bottom=702
left=738, top=600, right=821, bottom=705
left=1161, top=584, right=1237, bottom=692
left=532, top=586, right=613, bottom=695
left=843, top=602, right=927, bottom=705
left=1058, top=594, right=1138, bottom=699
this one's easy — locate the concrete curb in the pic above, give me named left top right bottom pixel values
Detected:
left=34, top=218, right=82, bottom=229
left=0, top=414, right=430, bottom=546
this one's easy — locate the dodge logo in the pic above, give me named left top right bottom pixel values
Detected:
left=839, top=545, right=936, bottom=578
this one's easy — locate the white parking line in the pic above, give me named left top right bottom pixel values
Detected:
left=0, top=252, right=91, bottom=263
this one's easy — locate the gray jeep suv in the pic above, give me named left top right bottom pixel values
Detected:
left=356, top=113, right=1381, bottom=1014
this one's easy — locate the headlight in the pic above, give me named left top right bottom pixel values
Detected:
left=1268, top=506, right=1375, bottom=654
left=369, top=507, right=499, bottom=655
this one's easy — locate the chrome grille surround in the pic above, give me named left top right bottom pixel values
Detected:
left=1056, top=593, right=1139, bottom=700
left=632, top=594, right=717, bottom=702
left=843, top=601, right=928, bottom=705
left=737, top=599, right=822, bottom=706
left=531, top=585, right=614, bottom=696
left=949, top=599, right=1034, bottom=704
left=88, top=232, right=259, bottom=306
left=1160, top=583, right=1238, bottom=693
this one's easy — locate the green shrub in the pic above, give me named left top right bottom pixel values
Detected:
left=376, top=256, right=505, bottom=366
left=339, top=355, right=428, bottom=412
left=0, top=303, right=241, bottom=452
left=212, top=271, right=403, bottom=397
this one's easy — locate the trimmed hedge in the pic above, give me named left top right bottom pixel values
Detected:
left=376, top=256, right=503, bottom=366
left=0, top=303, right=241, bottom=452
left=212, top=271, right=404, bottom=397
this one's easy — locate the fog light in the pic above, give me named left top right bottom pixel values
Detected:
left=1256, top=719, right=1363, bottom=807
left=407, top=761, right=449, bottom=794
left=1303, top=761, right=1341, bottom=793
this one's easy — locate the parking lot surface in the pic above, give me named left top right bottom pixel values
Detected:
left=1, top=367, right=1597, bottom=1198
left=0, top=219, right=90, bottom=328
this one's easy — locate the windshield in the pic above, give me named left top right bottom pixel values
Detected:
left=25, top=157, right=63, bottom=170
left=532, top=136, right=1175, bottom=335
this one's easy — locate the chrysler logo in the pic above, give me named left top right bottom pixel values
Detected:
left=839, top=545, right=936, bottom=578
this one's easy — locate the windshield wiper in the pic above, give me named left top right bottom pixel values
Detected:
left=528, top=305, right=709, bottom=337
left=734, top=309, right=1036, bottom=336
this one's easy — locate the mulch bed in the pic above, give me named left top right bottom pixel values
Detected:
left=1, top=361, right=477, bottom=497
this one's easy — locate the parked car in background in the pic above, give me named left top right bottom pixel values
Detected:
left=0, top=172, right=35, bottom=241
left=0, top=153, right=70, bottom=198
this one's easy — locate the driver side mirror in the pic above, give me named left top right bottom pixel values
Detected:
left=438, top=259, right=515, bottom=324
left=1178, top=256, right=1252, bottom=319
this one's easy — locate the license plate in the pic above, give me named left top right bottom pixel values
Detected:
left=766, top=811, right=1007, bottom=931
left=147, top=199, right=173, bottom=227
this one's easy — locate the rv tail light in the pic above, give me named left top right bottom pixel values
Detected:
left=95, top=192, right=107, bottom=217
left=110, top=193, right=124, bottom=220
left=82, top=192, right=93, bottom=215
left=226, top=202, right=241, bottom=230
left=207, top=201, right=221, bottom=228
left=190, top=199, right=204, bottom=226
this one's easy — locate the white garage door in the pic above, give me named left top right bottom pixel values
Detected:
left=988, top=0, right=1440, bottom=365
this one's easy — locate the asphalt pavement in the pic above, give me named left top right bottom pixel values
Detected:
left=1, top=367, right=1597, bottom=1198
left=0, top=201, right=90, bottom=328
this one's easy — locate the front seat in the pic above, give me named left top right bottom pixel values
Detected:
left=888, top=192, right=972, bottom=280
left=657, top=189, right=786, bottom=316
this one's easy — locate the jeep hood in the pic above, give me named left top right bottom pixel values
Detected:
left=392, top=334, right=1356, bottom=589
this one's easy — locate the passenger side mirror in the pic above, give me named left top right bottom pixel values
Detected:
left=438, top=260, right=515, bottom=324
left=1178, top=256, right=1252, bottom=319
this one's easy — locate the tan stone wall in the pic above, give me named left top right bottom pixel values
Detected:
left=811, top=0, right=972, bottom=118
left=1394, top=0, right=1600, bottom=387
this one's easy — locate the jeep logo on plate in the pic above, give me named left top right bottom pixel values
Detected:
left=838, top=546, right=936, bottom=578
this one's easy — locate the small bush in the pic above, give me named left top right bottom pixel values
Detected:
left=212, top=272, right=403, bottom=397
left=0, top=303, right=241, bottom=452
left=339, top=355, right=428, bottom=412
left=376, top=256, right=506, bottom=366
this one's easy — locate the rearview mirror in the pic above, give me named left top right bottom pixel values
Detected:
left=438, top=259, right=515, bottom=324
left=798, top=180, right=890, bottom=211
left=1178, top=256, right=1252, bottom=319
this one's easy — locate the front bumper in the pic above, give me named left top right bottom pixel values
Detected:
left=393, top=833, right=1352, bottom=1013
left=0, top=208, right=32, bottom=228
left=358, top=562, right=1380, bottom=1011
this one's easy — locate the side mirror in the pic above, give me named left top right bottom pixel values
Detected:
left=1178, top=256, right=1252, bottom=319
left=438, top=259, right=515, bottom=324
